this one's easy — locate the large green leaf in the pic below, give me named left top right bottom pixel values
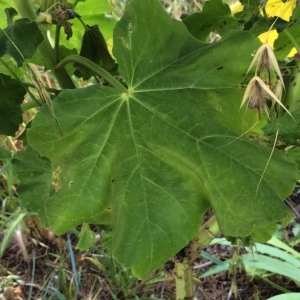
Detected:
left=14, top=0, right=298, bottom=278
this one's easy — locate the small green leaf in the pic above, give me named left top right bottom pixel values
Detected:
left=0, top=73, right=25, bottom=135
left=76, top=224, right=96, bottom=251
left=0, top=18, right=43, bottom=67
left=74, top=25, right=115, bottom=79
left=4, top=7, right=18, bottom=25
left=182, top=0, right=242, bottom=41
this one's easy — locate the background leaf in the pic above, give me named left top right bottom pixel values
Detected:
left=182, top=0, right=242, bottom=41
left=0, top=54, right=23, bottom=78
left=74, top=24, right=115, bottom=79
left=0, top=18, right=43, bottom=67
left=264, top=109, right=300, bottom=146
left=274, top=24, right=300, bottom=59
left=0, top=73, right=25, bottom=135
left=0, top=147, right=11, bottom=160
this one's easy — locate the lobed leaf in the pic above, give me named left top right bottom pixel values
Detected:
left=13, top=0, right=299, bottom=278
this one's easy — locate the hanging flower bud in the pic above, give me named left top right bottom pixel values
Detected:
left=247, top=43, right=285, bottom=89
left=241, top=76, right=292, bottom=119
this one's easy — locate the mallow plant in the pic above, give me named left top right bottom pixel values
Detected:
left=1, top=0, right=300, bottom=298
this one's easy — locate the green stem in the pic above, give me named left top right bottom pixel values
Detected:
left=174, top=215, right=220, bottom=300
left=55, top=25, right=61, bottom=65
left=13, top=0, right=36, bottom=20
left=55, top=55, right=126, bottom=91
left=21, top=100, right=42, bottom=111
left=195, top=214, right=220, bottom=247
left=175, top=259, right=193, bottom=300
left=24, top=82, right=61, bottom=94
left=13, top=0, right=76, bottom=90
left=76, top=16, right=88, bottom=30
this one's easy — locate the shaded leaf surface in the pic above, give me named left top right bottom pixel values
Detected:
left=0, top=54, right=23, bottom=78
left=16, top=0, right=298, bottom=278
left=0, top=18, right=43, bottom=66
left=74, top=25, right=115, bottom=79
left=264, top=110, right=300, bottom=145
left=0, top=73, right=25, bottom=135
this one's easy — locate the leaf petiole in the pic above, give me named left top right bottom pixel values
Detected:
left=55, top=55, right=126, bottom=91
